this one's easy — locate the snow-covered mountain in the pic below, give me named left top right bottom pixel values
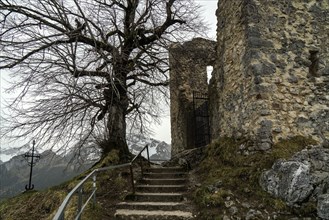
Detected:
left=1, top=135, right=170, bottom=163
left=127, top=134, right=171, bottom=161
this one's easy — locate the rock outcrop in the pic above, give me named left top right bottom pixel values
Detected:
left=260, top=146, right=329, bottom=218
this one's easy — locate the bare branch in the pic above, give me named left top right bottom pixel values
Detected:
left=0, top=38, right=75, bottom=68
left=0, top=0, right=207, bottom=158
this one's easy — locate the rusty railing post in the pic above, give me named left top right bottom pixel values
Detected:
left=140, top=156, right=144, bottom=176
left=146, top=145, right=150, bottom=166
left=92, top=173, right=97, bottom=208
left=130, top=164, right=135, bottom=194
left=77, top=188, right=83, bottom=220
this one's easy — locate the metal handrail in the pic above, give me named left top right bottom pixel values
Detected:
left=129, top=145, right=150, bottom=193
left=53, top=145, right=150, bottom=220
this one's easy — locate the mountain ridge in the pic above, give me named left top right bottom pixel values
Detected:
left=0, top=135, right=171, bottom=200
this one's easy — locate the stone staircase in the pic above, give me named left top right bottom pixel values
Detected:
left=115, top=166, right=194, bottom=219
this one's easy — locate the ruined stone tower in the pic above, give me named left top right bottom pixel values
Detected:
left=209, top=0, right=329, bottom=151
left=169, top=38, right=216, bottom=155
left=170, top=1, right=329, bottom=154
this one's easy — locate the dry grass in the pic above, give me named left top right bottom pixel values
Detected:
left=0, top=149, right=137, bottom=220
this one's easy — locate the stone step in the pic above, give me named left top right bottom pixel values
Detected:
left=136, top=184, right=187, bottom=193
left=145, top=167, right=185, bottom=173
left=126, top=192, right=185, bottom=202
left=114, top=166, right=192, bottom=219
left=116, top=201, right=190, bottom=211
left=140, top=178, right=187, bottom=185
left=114, top=209, right=194, bottom=220
left=143, top=172, right=187, bottom=179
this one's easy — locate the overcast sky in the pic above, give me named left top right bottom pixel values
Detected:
left=0, top=1, right=217, bottom=161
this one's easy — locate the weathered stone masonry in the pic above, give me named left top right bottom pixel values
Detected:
left=210, top=0, right=329, bottom=151
left=170, top=0, right=329, bottom=154
left=169, top=38, right=216, bottom=155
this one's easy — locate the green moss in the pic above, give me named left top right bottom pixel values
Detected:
left=273, top=199, right=287, bottom=210
left=96, top=149, right=120, bottom=168
left=194, top=186, right=230, bottom=207
left=294, top=201, right=317, bottom=216
left=194, top=136, right=317, bottom=218
left=272, top=136, right=317, bottom=160
left=114, top=176, right=126, bottom=188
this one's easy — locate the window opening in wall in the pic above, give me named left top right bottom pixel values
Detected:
left=207, top=66, right=213, bottom=84
left=309, top=50, right=319, bottom=77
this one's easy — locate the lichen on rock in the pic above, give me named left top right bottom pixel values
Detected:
left=260, top=160, right=313, bottom=205
left=260, top=146, right=329, bottom=216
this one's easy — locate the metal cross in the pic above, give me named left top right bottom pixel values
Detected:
left=24, top=140, right=41, bottom=191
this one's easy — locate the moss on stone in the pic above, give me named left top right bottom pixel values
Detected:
left=294, top=201, right=317, bottom=216
left=194, top=187, right=230, bottom=208
left=271, top=135, right=317, bottom=160
left=97, top=149, right=120, bottom=167
left=193, top=136, right=317, bottom=218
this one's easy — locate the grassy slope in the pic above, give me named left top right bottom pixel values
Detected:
left=1, top=137, right=319, bottom=220
left=0, top=150, right=134, bottom=220
left=192, top=136, right=318, bottom=219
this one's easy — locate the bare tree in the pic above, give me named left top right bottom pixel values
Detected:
left=0, top=0, right=206, bottom=159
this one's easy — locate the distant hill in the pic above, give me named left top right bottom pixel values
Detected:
left=0, top=136, right=171, bottom=200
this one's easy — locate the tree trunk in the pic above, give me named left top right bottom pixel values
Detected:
left=104, top=99, right=130, bottom=160
left=100, top=60, right=132, bottom=160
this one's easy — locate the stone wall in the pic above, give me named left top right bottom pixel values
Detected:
left=209, top=0, right=252, bottom=143
left=169, top=38, right=216, bottom=155
left=210, top=0, right=329, bottom=150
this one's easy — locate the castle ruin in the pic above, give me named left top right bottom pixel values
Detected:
left=170, top=0, right=329, bottom=154
left=169, top=38, right=216, bottom=155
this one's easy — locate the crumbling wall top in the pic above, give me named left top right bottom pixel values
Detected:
left=169, top=38, right=216, bottom=66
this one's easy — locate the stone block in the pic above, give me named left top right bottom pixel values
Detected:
left=272, top=102, right=282, bottom=110
left=273, top=127, right=282, bottom=133
left=259, top=142, right=272, bottom=151
left=248, top=36, right=274, bottom=48
left=260, top=110, right=271, bottom=116
left=251, top=61, right=276, bottom=76
left=287, top=75, right=299, bottom=84
left=319, top=66, right=329, bottom=76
